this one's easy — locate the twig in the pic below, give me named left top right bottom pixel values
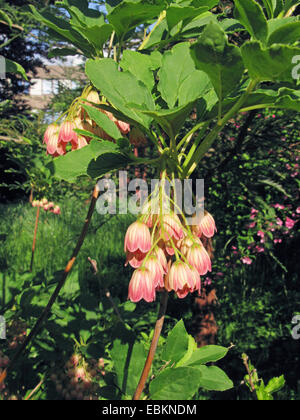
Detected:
left=0, top=20, right=24, bottom=31
left=0, top=184, right=100, bottom=386
left=0, top=135, right=27, bottom=144
left=87, top=257, right=124, bottom=324
left=133, top=290, right=169, bottom=400
left=242, top=354, right=255, bottom=393
left=24, top=379, right=44, bottom=401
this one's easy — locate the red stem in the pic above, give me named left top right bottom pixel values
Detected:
left=133, top=290, right=169, bottom=400
left=30, top=206, right=40, bottom=272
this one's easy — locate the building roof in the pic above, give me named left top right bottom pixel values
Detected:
left=29, top=65, right=86, bottom=80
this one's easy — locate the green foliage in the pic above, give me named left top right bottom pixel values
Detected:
left=1, top=0, right=300, bottom=402
left=243, top=354, right=286, bottom=400
left=190, top=23, right=244, bottom=100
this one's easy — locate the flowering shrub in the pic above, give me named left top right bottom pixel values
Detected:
left=1, top=0, right=299, bottom=401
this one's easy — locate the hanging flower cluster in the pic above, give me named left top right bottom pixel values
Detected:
left=32, top=198, right=61, bottom=215
left=125, top=180, right=216, bottom=303
left=43, top=88, right=131, bottom=157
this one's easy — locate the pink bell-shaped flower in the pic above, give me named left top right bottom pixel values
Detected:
left=187, top=243, right=212, bottom=276
left=59, top=121, right=78, bottom=144
left=124, top=221, right=151, bottom=254
left=128, top=267, right=156, bottom=303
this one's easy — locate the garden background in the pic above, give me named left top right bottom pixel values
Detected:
left=0, top=0, right=299, bottom=401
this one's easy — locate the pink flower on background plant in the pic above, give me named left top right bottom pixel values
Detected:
left=274, top=204, right=285, bottom=210
left=257, top=231, right=264, bottom=238
left=52, top=206, right=61, bottom=215
left=296, top=207, right=300, bottom=214
left=255, top=246, right=265, bottom=253
left=285, top=217, right=296, bottom=229
left=204, top=278, right=212, bottom=287
left=249, top=222, right=256, bottom=228
left=274, top=239, right=282, bottom=244
left=241, top=257, right=253, bottom=265
left=276, top=218, right=283, bottom=227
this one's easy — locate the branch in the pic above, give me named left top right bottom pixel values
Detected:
left=0, top=20, right=24, bottom=31
left=0, top=135, right=27, bottom=144
left=133, top=290, right=169, bottom=400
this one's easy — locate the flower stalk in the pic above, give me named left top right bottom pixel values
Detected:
left=133, top=290, right=169, bottom=400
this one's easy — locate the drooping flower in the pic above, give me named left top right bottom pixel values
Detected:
left=187, top=243, right=212, bottom=276
left=52, top=206, right=61, bottom=215
left=59, top=121, right=78, bottom=144
left=72, top=136, right=88, bottom=150
left=46, top=127, right=60, bottom=155
left=153, top=246, right=168, bottom=274
left=125, top=250, right=147, bottom=268
left=144, top=255, right=164, bottom=288
left=43, top=124, right=58, bottom=145
left=241, top=257, right=253, bottom=265
left=165, top=261, right=194, bottom=294
left=128, top=267, right=156, bottom=303
left=180, top=236, right=200, bottom=257
left=199, top=211, right=217, bottom=238
left=124, top=221, right=151, bottom=254
left=160, top=213, right=184, bottom=242
left=116, top=120, right=130, bottom=135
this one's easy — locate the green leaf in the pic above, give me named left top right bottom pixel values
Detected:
left=161, top=320, right=190, bottom=365
left=0, top=10, right=13, bottom=27
left=178, top=71, right=212, bottom=107
left=158, top=42, right=211, bottom=108
left=268, top=21, right=300, bottom=45
left=149, top=367, right=202, bottom=400
left=141, top=102, right=195, bottom=139
left=261, top=0, right=277, bottom=18
left=72, top=24, right=113, bottom=52
left=166, top=5, right=209, bottom=31
left=264, top=375, right=285, bottom=394
left=267, top=16, right=299, bottom=34
left=181, top=345, right=229, bottom=367
left=111, top=339, right=147, bottom=396
left=82, top=104, right=123, bottom=140
left=233, top=0, right=268, bottom=43
left=86, top=58, right=155, bottom=128
left=48, top=47, right=80, bottom=58
left=120, top=50, right=156, bottom=91
left=139, top=18, right=169, bottom=50
left=176, top=335, right=198, bottom=367
left=241, top=41, right=300, bottom=83
left=29, top=5, right=95, bottom=57
left=190, top=23, right=244, bottom=100
left=196, top=365, right=233, bottom=391
left=48, top=140, right=130, bottom=181
left=107, top=0, right=165, bottom=38
left=240, top=87, right=300, bottom=112
left=256, top=382, right=274, bottom=400
left=56, top=0, right=104, bottom=27
left=5, top=59, right=28, bottom=81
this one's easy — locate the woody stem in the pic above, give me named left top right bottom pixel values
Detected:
left=133, top=290, right=169, bottom=400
